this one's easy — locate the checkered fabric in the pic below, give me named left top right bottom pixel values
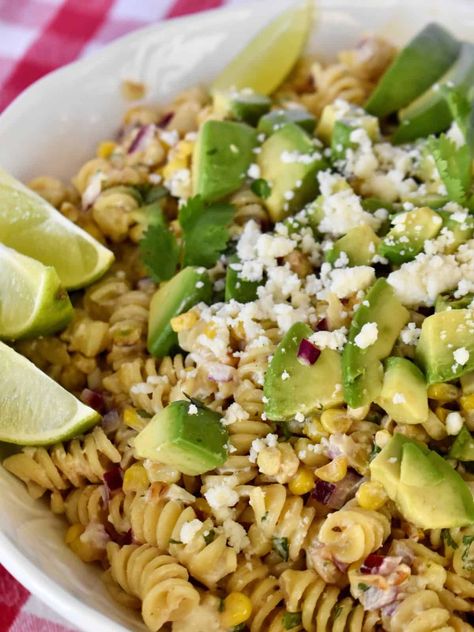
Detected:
left=0, top=1, right=250, bottom=628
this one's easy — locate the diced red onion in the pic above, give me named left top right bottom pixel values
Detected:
left=326, top=470, right=362, bottom=509
left=208, top=363, right=235, bottom=383
left=157, top=112, right=174, bottom=128
left=103, top=467, right=123, bottom=493
left=128, top=124, right=155, bottom=154
left=316, top=318, right=328, bottom=331
left=361, top=554, right=386, bottom=574
left=297, top=338, right=320, bottom=366
left=81, top=171, right=105, bottom=209
left=311, top=480, right=336, bottom=504
left=137, top=277, right=155, bottom=292
left=104, top=522, right=132, bottom=546
left=101, top=409, right=121, bottom=434
left=81, top=388, right=105, bottom=413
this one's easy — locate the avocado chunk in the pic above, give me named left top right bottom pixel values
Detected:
left=316, top=102, right=379, bottom=146
left=449, top=426, right=474, bottom=461
left=258, top=123, right=327, bottom=221
left=134, top=400, right=228, bottom=475
left=257, top=107, right=316, bottom=136
left=370, top=434, right=474, bottom=528
left=379, top=207, right=443, bottom=264
left=330, top=114, right=380, bottom=162
left=225, top=254, right=260, bottom=303
left=147, top=267, right=212, bottom=357
left=437, top=210, right=474, bottom=254
left=326, top=225, right=381, bottom=266
left=416, top=309, right=474, bottom=384
left=435, top=293, right=474, bottom=312
left=343, top=279, right=410, bottom=408
left=377, top=357, right=428, bottom=424
left=264, top=322, right=343, bottom=421
left=213, top=90, right=271, bottom=126
left=366, top=23, right=461, bottom=117
left=192, top=120, right=258, bottom=202
left=394, top=42, right=474, bottom=144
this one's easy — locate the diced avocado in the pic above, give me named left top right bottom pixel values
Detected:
left=257, top=108, right=316, bottom=136
left=435, top=293, right=474, bottom=312
left=134, top=400, right=228, bottom=475
left=416, top=309, right=474, bottom=384
left=213, top=90, right=271, bottom=126
left=437, top=210, right=474, bottom=253
left=343, top=279, right=410, bottom=408
left=257, top=123, right=327, bottom=221
left=192, top=120, right=258, bottom=202
left=225, top=254, right=260, bottom=303
left=264, top=322, right=343, bottom=421
left=371, top=434, right=474, bottom=528
left=331, top=115, right=380, bottom=162
left=366, top=23, right=461, bottom=117
left=376, top=357, right=428, bottom=425
left=147, top=267, right=212, bottom=357
left=316, top=102, right=379, bottom=146
left=394, top=42, right=474, bottom=144
left=449, top=426, right=474, bottom=461
left=325, top=225, right=381, bottom=266
left=379, top=207, right=443, bottom=264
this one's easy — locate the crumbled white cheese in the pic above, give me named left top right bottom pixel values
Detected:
left=453, top=347, right=470, bottom=366
left=400, top=322, right=421, bottom=346
left=294, top=412, right=305, bottom=423
left=247, top=163, right=261, bottom=179
left=446, top=411, right=464, bottom=436
left=310, top=327, right=347, bottom=351
left=392, top=392, right=406, bottom=404
left=188, top=404, right=198, bottom=415
left=180, top=519, right=203, bottom=544
left=222, top=402, right=249, bottom=426
left=281, top=370, right=290, bottom=381
left=222, top=518, right=249, bottom=553
left=204, top=482, right=239, bottom=511
left=249, top=433, right=278, bottom=463
left=326, top=266, right=375, bottom=299
left=354, top=322, right=378, bottom=349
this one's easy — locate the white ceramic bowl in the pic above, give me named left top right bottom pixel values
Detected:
left=1, top=1, right=473, bottom=630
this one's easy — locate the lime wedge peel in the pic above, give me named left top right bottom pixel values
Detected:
left=0, top=243, right=73, bottom=341
left=0, top=167, right=114, bottom=290
left=211, top=0, right=314, bottom=96
left=0, top=341, right=100, bottom=445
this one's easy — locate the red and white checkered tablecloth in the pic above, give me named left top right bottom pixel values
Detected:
left=0, top=1, right=251, bottom=629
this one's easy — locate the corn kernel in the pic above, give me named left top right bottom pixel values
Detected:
left=65, top=524, right=103, bottom=563
left=123, top=407, right=146, bottom=431
left=375, top=430, right=391, bottom=449
left=434, top=406, right=449, bottom=423
left=315, top=456, right=347, bottom=483
left=257, top=447, right=281, bottom=477
left=65, top=523, right=84, bottom=545
left=123, top=463, right=149, bottom=493
left=320, top=408, right=352, bottom=433
left=356, top=481, right=387, bottom=510
left=460, top=393, right=474, bottom=412
left=427, top=383, right=459, bottom=402
left=221, top=592, right=252, bottom=627
left=347, top=404, right=370, bottom=420
left=203, top=323, right=217, bottom=339
left=96, top=140, right=116, bottom=159
left=289, top=467, right=315, bottom=495
left=304, top=415, right=326, bottom=441
left=170, top=311, right=198, bottom=333
left=162, top=159, right=186, bottom=181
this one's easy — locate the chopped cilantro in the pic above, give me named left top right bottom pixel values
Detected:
left=445, top=88, right=474, bottom=152
left=142, top=185, right=168, bottom=204
left=369, top=444, right=382, bottom=461
left=203, top=529, right=216, bottom=545
left=179, top=195, right=234, bottom=267
left=461, top=535, right=474, bottom=571
left=250, top=178, right=272, bottom=199
left=357, top=583, right=370, bottom=592
left=272, top=536, right=289, bottom=561
left=139, top=212, right=179, bottom=282
left=441, top=529, right=458, bottom=549
left=333, top=605, right=343, bottom=620
left=283, top=612, right=302, bottom=629
left=231, top=625, right=246, bottom=632
left=427, top=134, right=471, bottom=206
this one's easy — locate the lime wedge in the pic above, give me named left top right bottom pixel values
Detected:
left=0, top=243, right=73, bottom=340
left=211, top=0, right=313, bottom=96
left=0, top=341, right=100, bottom=445
left=0, top=167, right=114, bottom=290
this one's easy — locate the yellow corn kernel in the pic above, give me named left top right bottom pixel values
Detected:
left=320, top=408, right=352, bottom=433
left=434, top=406, right=450, bottom=423
left=427, top=383, right=459, bottom=403
left=315, top=456, right=348, bottom=483
left=289, top=467, right=315, bottom=495
left=65, top=523, right=84, bottom=545
left=65, top=524, right=103, bottom=563
left=123, top=407, right=146, bottom=431
left=123, top=463, right=149, bottom=493
left=221, top=592, right=252, bottom=627
left=203, top=323, right=217, bottom=339
left=96, top=140, right=116, bottom=159
left=460, top=393, right=474, bottom=412
left=162, top=158, right=185, bottom=181
left=356, top=480, right=388, bottom=510
left=375, top=429, right=392, bottom=449
left=304, top=415, right=326, bottom=441
left=170, top=311, right=198, bottom=333
left=257, top=447, right=281, bottom=477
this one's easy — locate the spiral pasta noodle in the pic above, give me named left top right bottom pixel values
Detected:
left=230, top=187, right=270, bottom=230
left=304, top=63, right=370, bottom=115
left=384, top=590, right=454, bottom=632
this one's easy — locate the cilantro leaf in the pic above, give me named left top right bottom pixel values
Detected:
left=250, top=178, right=272, bottom=199
left=283, top=612, right=302, bottom=629
left=427, top=134, right=471, bottom=206
left=445, top=87, right=474, bottom=152
left=179, top=195, right=234, bottom=268
left=272, top=536, right=289, bottom=561
left=139, top=211, right=179, bottom=282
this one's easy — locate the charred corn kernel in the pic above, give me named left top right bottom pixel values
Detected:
left=203, top=323, right=217, bottom=339
left=356, top=481, right=387, bottom=510
left=123, top=463, right=149, bottom=493
left=96, top=140, right=116, bottom=159
left=422, top=410, right=447, bottom=440
left=427, top=383, right=459, bottom=402
left=257, top=447, right=281, bottom=477
left=304, top=415, right=326, bottom=441
left=221, top=592, right=252, bottom=627
left=65, top=523, right=84, bottom=545
left=170, top=311, right=198, bottom=333
left=460, top=394, right=474, bottom=412
left=289, top=467, right=315, bottom=495
left=315, top=455, right=347, bottom=483
left=434, top=406, right=450, bottom=423
left=320, top=408, right=352, bottom=433
left=123, top=407, right=146, bottom=431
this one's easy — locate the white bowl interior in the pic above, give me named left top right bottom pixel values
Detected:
left=1, top=0, right=474, bottom=630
